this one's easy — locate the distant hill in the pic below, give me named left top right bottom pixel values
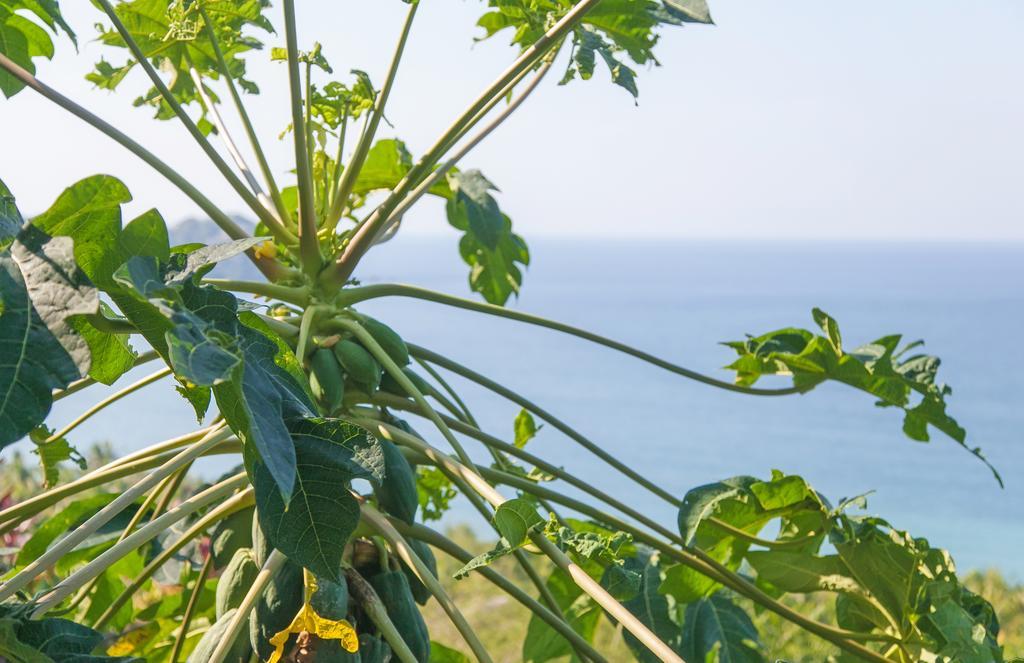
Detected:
left=169, top=215, right=263, bottom=280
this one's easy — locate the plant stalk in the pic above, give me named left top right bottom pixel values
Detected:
left=46, top=367, right=171, bottom=443
left=207, top=549, right=287, bottom=663
left=169, top=553, right=214, bottom=663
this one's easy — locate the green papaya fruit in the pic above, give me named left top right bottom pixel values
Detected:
left=368, top=571, right=430, bottom=662
left=400, top=538, right=437, bottom=606
left=374, top=438, right=418, bottom=525
left=249, top=557, right=304, bottom=661
left=361, top=318, right=409, bottom=366
left=310, top=348, right=345, bottom=413
left=379, top=367, right=433, bottom=399
left=334, top=339, right=382, bottom=392
left=311, top=574, right=350, bottom=620
left=216, top=548, right=259, bottom=619
left=316, top=639, right=363, bottom=662
left=357, top=634, right=391, bottom=663
left=187, top=608, right=251, bottom=663
left=253, top=510, right=270, bottom=567
left=210, top=506, right=254, bottom=569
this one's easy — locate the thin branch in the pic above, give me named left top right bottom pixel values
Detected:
left=169, top=553, right=214, bottom=663
left=52, top=350, right=161, bottom=401
left=204, top=278, right=310, bottom=306
left=0, top=53, right=283, bottom=281
left=282, top=0, right=322, bottom=278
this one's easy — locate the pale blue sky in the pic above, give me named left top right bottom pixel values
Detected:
left=4, top=1, right=1022, bottom=240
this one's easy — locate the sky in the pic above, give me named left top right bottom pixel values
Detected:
left=3, top=1, right=1022, bottom=240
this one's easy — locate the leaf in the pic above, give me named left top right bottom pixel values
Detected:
left=68, top=303, right=136, bottom=385
left=745, top=551, right=861, bottom=594
left=0, top=224, right=98, bottom=449
left=620, top=557, right=680, bottom=662
left=662, top=0, right=713, bottom=24
left=266, top=603, right=358, bottom=663
left=29, top=425, right=86, bottom=488
left=254, top=418, right=382, bottom=581
left=513, top=408, right=540, bottom=448
left=163, top=236, right=270, bottom=284
left=454, top=498, right=545, bottom=579
left=523, top=568, right=602, bottom=663
left=0, top=603, right=140, bottom=662
left=723, top=309, right=999, bottom=483
left=679, top=594, right=765, bottom=663
left=430, top=641, right=472, bottom=663
left=0, top=0, right=75, bottom=98
left=353, top=139, right=413, bottom=195
left=417, top=466, right=457, bottom=522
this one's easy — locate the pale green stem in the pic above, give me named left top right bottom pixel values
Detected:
left=295, top=305, right=322, bottom=363
left=95, top=0, right=289, bottom=241
left=392, top=520, right=607, bottom=663
left=324, top=0, right=602, bottom=289
left=0, top=440, right=239, bottom=537
left=188, top=65, right=295, bottom=245
left=282, top=0, right=321, bottom=278
left=336, top=284, right=803, bottom=397
left=204, top=278, right=310, bottom=306
left=344, top=565, right=419, bottom=663
left=93, top=424, right=220, bottom=474
left=409, top=346, right=681, bottom=506
left=46, top=367, right=172, bottom=443
left=369, top=394, right=681, bottom=544
left=207, top=550, right=287, bottom=663
left=707, top=516, right=821, bottom=550
left=328, top=1, right=419, bottom=227
left=169, top=553, right=213, bottom=663
left=94, top=488, right=255, bottom=629
left=413, top=356, right=477, bottom=425
left=329, top=105, right=350, bottom=209
left=360, top=503, right=494, bottom=663
left=0, top=425, right=231, bottom=602
left=198, top=4, right=291, bottom=229
left=329, top=317, right=478, bottom=471
left=0, top=53, right=283, bottom=281
left=52, top=350, right=160, bottom=402
left=32, top=473, right=248, bottom=615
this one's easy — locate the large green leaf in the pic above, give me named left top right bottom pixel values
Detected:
left=678, top=594, right=765, bottom=663
left=0, top=603, right=140, bottom=662
left=0, top=0, right=75, bottom=98
left=0, top=224, right=97, bottom=448
left=523, top=568, right=602, bottom=663
left=253, top=418, right=383, bottom=581
left=745, top=551, right=861, bottom=594
left=620, top=557, right=679, bottom=662
left=352, top=138, right=413, bottom=196
left=723, top=308, right=999, bottom=483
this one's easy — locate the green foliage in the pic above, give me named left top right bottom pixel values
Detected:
left=724, top=308, right=999, bottom=483
left=0, top=2, right=1012, bottom=662
left=0, top=0, right=75, bottom=98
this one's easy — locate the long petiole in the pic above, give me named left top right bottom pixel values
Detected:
left=94, top=488, right=255, bottom=629
left=53, top=350, right=161, bottom=402
left=327, top=0, right=419, bottom=227
left=409, top=346, right=681, bottom=506
left=337, top=285, right=804, bottom=396
left=392, top=520, right=608, bottom=663
left=33, top=473, right=248, bottom=615
left=204, top=278, right=310, bottom=306
left=198, top=4, right=291, bottom=227
left=360, top=503, right=494, bottom=663
left=188, top=66, right=295, bottom=245
left=0, top=53, right=283, bottom=280
left=168, top=553, right=213, bottom=663
left=0, top=424, right=231, bottom=602
left=374, top=57, right=556, bottom=241
left=282, top=0, right=322, bottom=278
left=207, top=550, right=287, bottom=663
left=354, top=418, right=684, bottom=662
left=46, top=367, right=172, bottom=443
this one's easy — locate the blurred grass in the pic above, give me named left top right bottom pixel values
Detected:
left=423, top=526, right=1024, bottom=662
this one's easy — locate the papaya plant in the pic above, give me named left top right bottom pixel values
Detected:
left=0, top=1, right=1012, bottom=661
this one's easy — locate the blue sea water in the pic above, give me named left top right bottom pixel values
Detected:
left=38, top=239, right=1023, bottom=577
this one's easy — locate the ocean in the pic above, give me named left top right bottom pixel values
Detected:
left=37, top=238, right=1022, bottom=577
